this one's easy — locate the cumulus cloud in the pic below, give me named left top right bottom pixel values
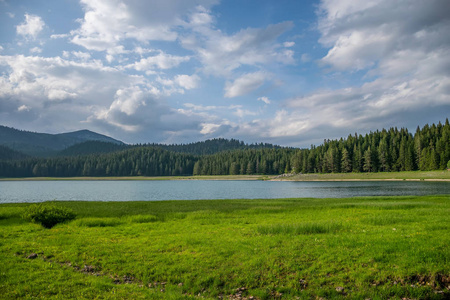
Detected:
left=0, top=53, right=209, bottom=143
left=263, top=0, right=450, bottom=145
left=16, top=14, right=44, bottom=39
left=205, top=0, right=450, bottom=147
left=71, top=0, right=218, bottom=53
left=127, top=51, right=190, bottom=71
left=174, top=74, right=200, bottom=90
left=180, top=6, right=295, bottom=75
left=224, top=71, right=270, bottom=98
left=318, top=0, right=450, bottom=72
left=183, top=19, right=295, bottom=77
left=257, top=96, right=271, bottom=104
left=17, top=105, right=30, bottom=112
left=29, top=47, right=42, bottom=54
left=283, top=41, right=295, bottom=47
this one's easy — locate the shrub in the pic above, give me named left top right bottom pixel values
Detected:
left=22, top=203, right=76, bottom=229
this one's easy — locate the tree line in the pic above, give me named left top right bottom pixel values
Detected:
left=0, top=120, right=448, bottom=177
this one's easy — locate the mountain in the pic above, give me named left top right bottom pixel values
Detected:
left=0, top=125, right=124, bottom=157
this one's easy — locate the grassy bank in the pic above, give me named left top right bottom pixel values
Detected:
left=274, top=170, right=450, bottom=181
left=1, top=170, right=449, bottom=181
left=1, top=195, right=449, bottom=299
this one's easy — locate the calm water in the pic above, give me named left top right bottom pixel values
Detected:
left=0, top=180, right=449, bottom=203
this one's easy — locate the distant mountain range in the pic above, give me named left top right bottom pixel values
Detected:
left=1, top=121, right=448, bottom=177
left=0, top=125, right=280, bottom=159
left=0, top=125, right=124, bottom=157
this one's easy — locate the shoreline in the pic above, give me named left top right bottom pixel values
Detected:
left=0, top=171, right=449, bottom=182
left=271, top=178, right=450, bottom=182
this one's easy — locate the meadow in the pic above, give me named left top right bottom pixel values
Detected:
left=1, top=195, right=449, bottom=299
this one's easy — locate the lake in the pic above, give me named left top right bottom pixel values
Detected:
left=0, top=180, right=449, bottom=203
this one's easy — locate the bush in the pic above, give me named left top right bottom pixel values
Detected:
left=22, top=203, right=76, bottom=228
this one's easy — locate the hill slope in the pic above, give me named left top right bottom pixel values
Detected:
left=58, top=141, right=129, bottom=157
left=0, top=126, right=124, bottom=157
left=150, top=138, right=281, bottom=155
left=0, top=145, right=29, bottom=161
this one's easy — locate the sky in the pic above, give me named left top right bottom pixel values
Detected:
left=0, top=0, right=449, bottom=147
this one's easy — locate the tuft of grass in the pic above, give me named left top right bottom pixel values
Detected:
left=126, top=214, right=160, bottom=223
left=257, top=221, right=344, bottom=235
left=364, top=214, right=417, bottom=226
left=73, top=217, right=123, bottom=227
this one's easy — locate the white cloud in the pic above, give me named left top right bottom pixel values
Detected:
left=47, top=89, right=77, bottom=100
left=71, top=0, right=218, bottom=52
left=0, top=54, right=143, bottom=127
left=318, top=0, right=450, bottom=72
left=257, top=96, right=271, bottom=104
left=174, top=74, right=200, bottom=90
left=224, top=71, right=270, bottom=98
left=200, top=123, right=220, bottom=134
left=50, top=33, right=69, bottom=39
left=127, top=51, right=190, bottom=71
left=0, top=53, right=209, bottom=142
left=283, top=41, right=295, bottom=47
left=72, top=51, right=91, bottom=61
left=17, top=105, right=30, bottom=112
left=182, top=8, right=295, bottom=77
left=30, top=47, right=42, bottom=54
left=254, top=0, right=450, bottom=145
left=16, top=14, right=44, bottom=39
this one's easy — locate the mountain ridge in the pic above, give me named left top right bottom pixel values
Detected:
left=0, top=125, right=124, bottom=157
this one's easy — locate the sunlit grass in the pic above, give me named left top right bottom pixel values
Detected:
left=257, top=221, right=344, bottom=235
left=0, top=195, right=449, bottom=299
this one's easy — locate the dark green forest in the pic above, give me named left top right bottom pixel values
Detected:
left=0, top=120, right=449, bottom=177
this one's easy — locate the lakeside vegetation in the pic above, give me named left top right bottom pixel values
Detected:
left=1, top=195, right=449, bottom=299
left=274, top=170, right=450, bottom=181
left=0, top=170, right=449, bottom=181
left=1, top=120, right=449, bottom=178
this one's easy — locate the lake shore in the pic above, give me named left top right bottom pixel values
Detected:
left=1, top=170, right=449, bottom=181
left=272, top=170, right=450, bottom=181
left=1, top=195, right=449, bottom=299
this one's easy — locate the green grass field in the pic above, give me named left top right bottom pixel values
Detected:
left=1, top=195, right=449, bottom=299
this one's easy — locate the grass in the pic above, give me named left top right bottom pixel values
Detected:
left=0, top=195, right=449, bottom=299
left=1, top=170, right=449, bottom=182
left=279, top=170, right=450, bottom=181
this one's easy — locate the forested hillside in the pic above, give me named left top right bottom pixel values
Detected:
left=289, top=120, right=450, bottom=174
left=0, top=120, right=448, bottom=177
left=0, top=147, right=196, bottom=177
left=0, top=145, right=28, bottom=161
left=57, top=141, right=129, bottom=157
left=150, top=138, right=280, bottom=155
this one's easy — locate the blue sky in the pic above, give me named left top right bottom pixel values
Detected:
left=0, top=0, right=449, bottom=146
